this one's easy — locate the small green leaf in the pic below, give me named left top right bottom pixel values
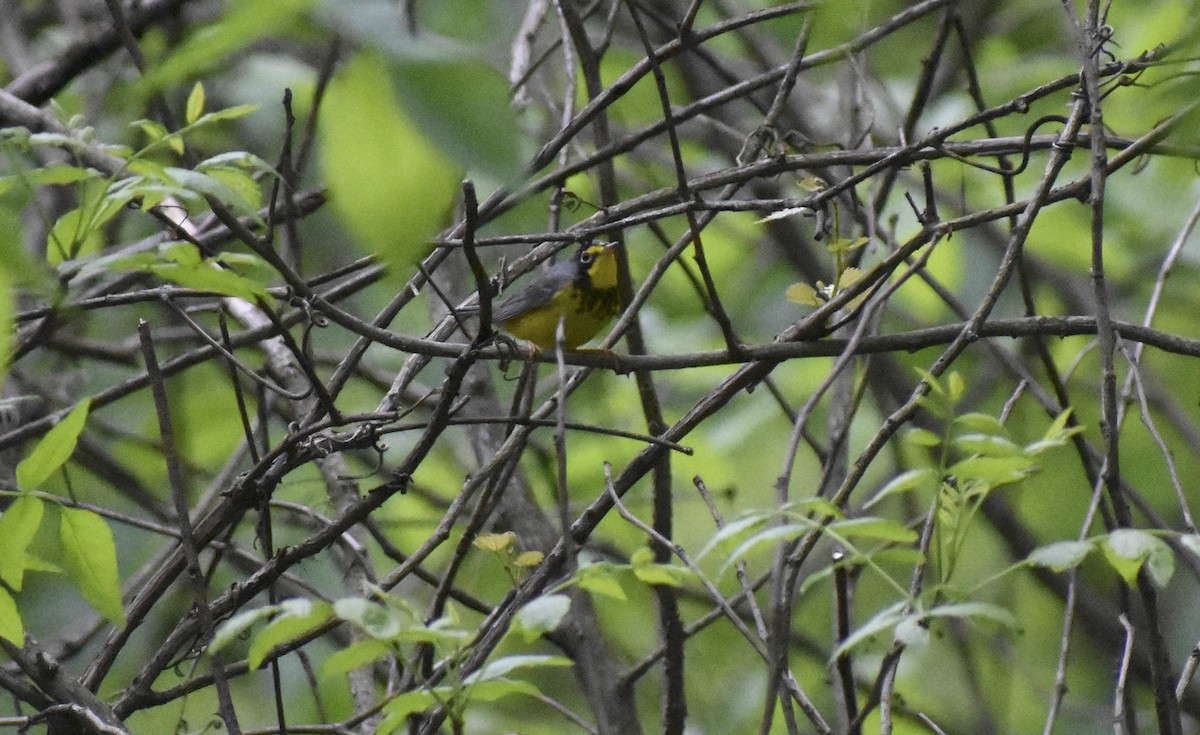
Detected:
left=1026, top=540, right=1094, bottom=572
left=632, top=561, right=690, bottom=588
left=186, top=82, right=206, bottom=125
left=25, top=164, right=100, bottom=185
left=463, top=677, right=542, bottom=703
left=210, top=604, right=279, bottom=654
left=203, top=166, right=262, bottom=212
left=574, top=562, right=627, bottom=601
left=953, top=412, right=1006, bottom=434
left=132, top=118, right=170, bottom=144
left=829, top=517, right=918, bottom=543
left=949, top=455, right=1033, bottom=486
left=1145, top=541, right=1176, bottom=588
left=1043, top=408, right=1076, bottom=442
left=248, top=598, right=332, bottom=669
left=1101, top=529, right=1174, bottom=587
left=333, top=597, right=403, bottom=639
left=512, top=594, right=571, bottom=642
left=865, top=468, right=939, bottom=509
left=190, top=104, right=260, bottom=127
left=16, top=398, right=92, bottom=488
left=321, top=638, right=391, bottom=679
left=827, top=236, right=869, bottom=254
left=946, top=372, right=965, bottom=403
left=46, top=203, right=101, bottom=263
left=0, top=587, right=23, bottom=644
left=785, top=282, right=822, bottom=306
left=924, top=601, right=1018, bottom=628
left=954, top=434, right=1025, bottom=458
left=197, top=150, right=276, bottom=171
left=379, top=689, right=438, bottom=727
left=474, top=531, right=517, bottom=554
left=696, top=511, right=770, bottom=561
left=906, top=428, right=941, bottom=448
left=722, top=523, right=812, bottom=573
left=59, top=507, right=125, bottom=626
left=832, top=601, right=906, bottom=660
left=165, top=167, right=263, bottom=218
left=464, top=654, right=572, bottom=684
left=0, top=495, right=45, bottom=590
left=394, top=623, right=470, bottom=648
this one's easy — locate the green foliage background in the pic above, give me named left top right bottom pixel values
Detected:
left=3, top=1, right=1200, bottom=734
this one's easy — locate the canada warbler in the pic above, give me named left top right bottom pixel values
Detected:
left=476, top=242, right=621, bottom=350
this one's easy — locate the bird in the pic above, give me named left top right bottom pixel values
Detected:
left=470, top=242, right=621, bottom=351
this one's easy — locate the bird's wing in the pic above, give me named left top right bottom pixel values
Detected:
left=490, top=260, right=577, bottom=323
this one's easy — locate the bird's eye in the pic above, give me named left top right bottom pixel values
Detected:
left=579, top=251, right=593, bottom=264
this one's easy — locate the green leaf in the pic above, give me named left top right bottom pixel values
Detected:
left=132, top=118, right=171, bottom=144
left=954, top=434, right=1025, bottom=458
left=247, top=598, right=332, bottom=669
left=137, top=0, right=314, bottom=93
left=59, top=507, right=125, bottom=626
left=388, top=57, right=524, bottom=180
left=1145, top=537, right=1176, bottom=588
left=333, top=597, right=403, bottom=639
left=462, top=677, right=542, bottom=703
left=189, top=104, right=260, bottom=127
left=108, top=242, right=277, bottom=302
left=953, top=412, right=1006, bottom=435
left=722, top=522, right=813, bottom=573
left=165, top=167, right=262, bottom=218
left=1102, top=529, right=1175, bottom=587
left=1026, top=540, right=1094, bottom=572
left=21, top=164, right=100, bottom=186
left=632, top=561, right=690, bottom=588
left=906, top=427, right=941, bottom=448
left=16, top=398, right=92, bottom=488
left=829, top=517, right=918, bottom=543
left=865, top=468, right=939, bottom=509
left=948, top=455, right=1034, bottom=486
left=202, top=166, right=262, bottom=212
left=379, top=690, right=438, bottom=728
left=832, top=601, right=906, bottom=660
left=696, top=511, right=770, bottom=561
left=464, top=654, right=572, bottom=684
left=0, top=587, right=23, bottom=644
left=924, top=601, right=1018, bottom=628
left=197, top=150, right=276, bottom=171
left=186, top=82, right=206, bottom=125
left=163, top=263, right=273, bottom=301
left=946, top=372, right=965, bottom=403
left=574, top=563, right=627, bottom=601
left=318, top=51, right=459, bottom=272
left=46, top=202, right=102, bottom=263
left=1043, top=408, right=1076, bottom=442
left=512, top=594, right=571, bottom=643
left=321, top=638, right=391, bottom=679
left=0, top=495, right=45, bottom=590
left=785, top=281, right=822, bottom=306
left=318, top=4, right=522, bottom=181
left=209, top=604, right=279, bottom=654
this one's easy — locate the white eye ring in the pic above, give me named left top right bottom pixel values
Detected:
left=579, top=251, right=593, bottom=264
